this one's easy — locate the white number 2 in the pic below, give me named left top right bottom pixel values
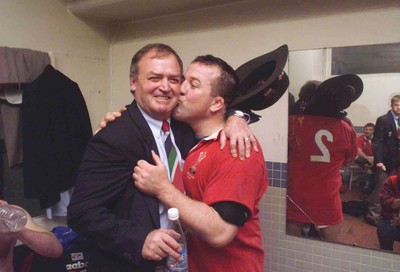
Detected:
left=310, top=129, right=333, bottom=163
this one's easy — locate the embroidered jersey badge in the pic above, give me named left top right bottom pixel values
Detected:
left=187, top=151, right=207, bottom=179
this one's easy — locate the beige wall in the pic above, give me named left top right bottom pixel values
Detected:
left=0, top=0, right=112, bottom=132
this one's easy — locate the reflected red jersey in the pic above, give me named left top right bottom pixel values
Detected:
left=356, top=134, right=373, bottom=156
left=287, top=115, right=357, bottom=225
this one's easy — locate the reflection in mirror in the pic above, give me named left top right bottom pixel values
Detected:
left=286, top=42, right=400, bottom=254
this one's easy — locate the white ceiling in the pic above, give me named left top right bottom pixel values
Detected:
left=60, top=0, right=400, bottom=25
left=60, top=0, right=247, bottom=24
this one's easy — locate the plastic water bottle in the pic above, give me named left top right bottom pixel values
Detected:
left=0, top=205, right=28, bottom=232
left=165, top=208, right=188, bottom=272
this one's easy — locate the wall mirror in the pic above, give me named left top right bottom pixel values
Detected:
left=286, top=42, right=400, bottom=254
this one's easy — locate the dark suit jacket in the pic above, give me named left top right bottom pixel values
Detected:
left=67, top=101, right=194, bottom=272
left=372, top=111, right=400, bottom=173
left=22, top=65, right=92, bottom=208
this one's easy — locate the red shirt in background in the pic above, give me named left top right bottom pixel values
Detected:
left=380, top=175, right=400, bottom=220
left=356, top=134, right=373, bottom=156
left=287, top=115, right=357, bottom=225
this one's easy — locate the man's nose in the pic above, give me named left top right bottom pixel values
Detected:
left=159, top=78, right=170, bottom=91
left=179, top=81, right=187, bottom=95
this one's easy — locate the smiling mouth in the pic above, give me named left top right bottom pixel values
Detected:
left=155, top=95, right=170, bottom=101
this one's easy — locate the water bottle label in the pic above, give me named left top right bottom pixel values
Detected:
left=165, top=244, right=188, bottom=272
left=180, top=247, right=187, bottom=264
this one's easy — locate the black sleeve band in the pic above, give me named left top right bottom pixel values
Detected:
left=211, top=201, right=250, bottom=227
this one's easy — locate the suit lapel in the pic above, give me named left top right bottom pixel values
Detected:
left=127, top=102, right=161, bottom=228
left=171, top=118, right=195, bottom=159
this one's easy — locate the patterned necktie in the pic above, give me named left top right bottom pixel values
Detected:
left=162, top=121, right=185, bottom=193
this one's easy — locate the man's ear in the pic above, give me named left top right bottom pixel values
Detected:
left=130, top=75, right=136, bottom=94
left=210, top=96, right=225, bottom=113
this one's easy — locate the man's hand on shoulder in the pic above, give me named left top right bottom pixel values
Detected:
left=220, top=115, right=258, bottom=160
left=95, top=107, right=127, bottom=134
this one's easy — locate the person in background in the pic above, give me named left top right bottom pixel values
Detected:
left=377, top=172, right=400, bottom=251
left=367, top=95, right=400, bottom=225
left=355, top=123, right=375, bottom=195
left=133, top=54, right=268, bottom=272
left=290, top=80, right=319, bottom=115
left=356, top=123, right=374, bottom=166
left=0, top=200, right=63, bottom=272
left=287, top=75, right=362, bottom=242
left=67, top=43, right=256, bottom=272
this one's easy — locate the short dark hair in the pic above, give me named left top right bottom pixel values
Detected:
left=191, top=55, right=238, bottom=106
left=129, top=43, right=183, bottom=78
left=364, top=122, right=375, bottom=128
left=299, top=80, right=320, bottom=103
left=391, top=95, right=400, bottom=106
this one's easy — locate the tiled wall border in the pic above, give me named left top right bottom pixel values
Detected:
left=266, top=161, right=287, bottom=189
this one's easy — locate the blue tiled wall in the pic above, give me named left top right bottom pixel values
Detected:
left=266, top=161, right=287, bottom=189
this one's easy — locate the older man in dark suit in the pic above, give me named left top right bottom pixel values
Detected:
left=67, top=44, right=254, bottom=272
left=366, top=95, right=400, bottom=224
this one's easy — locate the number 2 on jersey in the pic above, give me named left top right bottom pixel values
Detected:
left=310, top=129, right=333, bottom=163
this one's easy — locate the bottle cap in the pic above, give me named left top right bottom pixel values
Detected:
left=168, top=208, right=179, bottom=220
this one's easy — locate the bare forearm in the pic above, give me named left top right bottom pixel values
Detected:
left=17, top=229, right=63, bottom=258
left=0, top=235, right=16, bottom=272
left=158, top=185, right=238, bottom=248
left=357, top=148, right=367, bottom=159
left=133, top=152, right=238, bottom=247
